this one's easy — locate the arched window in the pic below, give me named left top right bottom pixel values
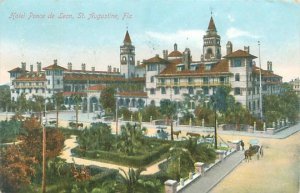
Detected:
left=207, top=48, right=212, bottom=55
left=150, top=100, right=155, bottom=106
left=122, top=56, right=127, bottom=61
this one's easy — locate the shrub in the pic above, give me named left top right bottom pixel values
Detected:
left=72, top=144, right=171, bottom=168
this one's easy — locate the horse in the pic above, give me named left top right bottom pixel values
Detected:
left=173, top=130, right=181, bottom=139
left=244, top=145, right=263, bottom=162
left=186, top=132, right=200, bottom=138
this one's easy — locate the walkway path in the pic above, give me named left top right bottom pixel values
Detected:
left=181, top=151, right=244, bottom=193
left=59, top=135, right=165, bottom=175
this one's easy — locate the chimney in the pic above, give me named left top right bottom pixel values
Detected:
left=54, top=59, right=57, bottom=65
left=226, top=41, right=233, bottom=55
left=244, top=46, right=250, bottom=54
left=68, top=63, right=72, bottom=71
left=81, top=63, right=86, bottom=71
left=117, top=68, right=119, bottom=73
left=37, top=62, right=41, bottom=72
left=113, top=67, right=116, bottom=72
left=108, top=65, right=112, bottom=73
left=163, top=50, right=168, bottom=60
left=267, top=61, right=273, bottom=72
left=183, top=48, right=191, bottom=70
left=155, top=54, right=159, bottom=58
left=21, top=62, right=26, bottom=71
left=30, top=64, right=33, bottom=72
left=91, top=66, right=95, bottom=71
left=137, top=60, right=140, bottom=66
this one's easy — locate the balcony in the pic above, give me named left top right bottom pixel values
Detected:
left=14, top=85, right=45, bottom=89
left=157, top=81, right=230, bottom=87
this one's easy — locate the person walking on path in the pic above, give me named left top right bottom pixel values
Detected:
left=241, top=140, right=245, bottom=151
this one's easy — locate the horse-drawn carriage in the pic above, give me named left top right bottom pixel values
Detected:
left=244, top=139, right=264, bottom=162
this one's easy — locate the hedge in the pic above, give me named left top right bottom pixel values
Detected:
left=71, top=144, right=171, bottom=168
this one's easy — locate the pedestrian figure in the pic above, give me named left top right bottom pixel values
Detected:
left=241, top=140, right=245, bottom=151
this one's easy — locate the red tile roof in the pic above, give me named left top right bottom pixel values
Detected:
left=143, top=55, right=170, bottom=64
left=224, top=50, right=257, bottom=59
left=123, top=30, right=132, bottom=44
left=14, top=73, right=46, bottom=81
left=8, top=67, right=28, bottom=73
left=168, top=50, right=183, bottom=57
left=128, top=77, right=146, bottom=82
left=118, top=91, right=147, bottom=98
left=158, top=59, right=230, bottom=77
left=86, top=84, right=106, bottom=91
left=252, top=66, right=282, bottom=78
left=43, top=62, right=67, bottom=71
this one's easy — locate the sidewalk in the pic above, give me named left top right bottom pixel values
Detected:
left=181, top=151, right=244, bottom=193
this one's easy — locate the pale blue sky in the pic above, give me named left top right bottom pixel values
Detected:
left=0, top=0, right=299, bottom=84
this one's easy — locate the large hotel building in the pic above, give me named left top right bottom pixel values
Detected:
left=8, top=16, right=282, bottom=116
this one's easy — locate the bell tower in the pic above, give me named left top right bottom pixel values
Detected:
left=120, top=30, right=135, bottom=78
left=202, top=16, right=221, bottom=62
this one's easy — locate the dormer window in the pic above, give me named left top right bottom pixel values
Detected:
left=232, top=59, right=242, bottom=67
left=176, top=64, right=184, bottom=71
left=205, top=64, right=211, bottom=71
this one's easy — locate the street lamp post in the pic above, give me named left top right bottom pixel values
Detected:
left=258, top=41, right=263, bottom=120
left=115, top=94, right=119, bottom=135
left=214, top=106, right=217, bottom=149
left=206, top=96, right=218, bottom=149
left=41, top=102, right=47, bottom=193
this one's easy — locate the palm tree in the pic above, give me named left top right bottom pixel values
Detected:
left=32, top=95, right=45, bottom=122
left=71, top=94, right=82, bottom=128
left=118, top=168, right=145, bottom=193
left=159, top=99, right=177, bottom=141
left=166, top=147, right=194, bottom=181
left=52, top=92, right=64, bottom=128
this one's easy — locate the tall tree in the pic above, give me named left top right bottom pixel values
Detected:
left=160, top=99, right=177, bottom=141
left=71, top=94, right=82, bottom=128
left=16, top=93, right=28, bottom=113
left=19, top=117, right=64, bottom=162
left=32, top=95, right=45, bottom=122
left=52, top=92, right=64, bottom=128
left=0, top=145, right=37, bottom=193
left=100, top=87, right=116, bottom=113
left=0, top=85, right=11, bottom=112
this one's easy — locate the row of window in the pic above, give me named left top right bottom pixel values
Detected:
left=248, top=100, right=260, bottom=111
left=46, top=70, right=63, bottom=76
left=150, top=87, right=211, bottom=95
left=13, top=88, right=53, bottom=94
left=231, top=59, right=253, bottom=68
left=158, top=77, right=227, bottom=84
left=15, top=82, right=45, bottom=86
left=48, top=80, right=61, bottom=85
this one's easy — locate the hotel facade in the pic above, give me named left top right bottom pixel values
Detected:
left=8, top=16, right=282, bottom=116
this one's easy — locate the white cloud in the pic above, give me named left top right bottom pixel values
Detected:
left=145, top=29, right=205, bottom=45
left=142, top=29, right=205, bottom=58
left=226, top=27, right=259, bottom=39
left=227, top=14, right=235, bottom=23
